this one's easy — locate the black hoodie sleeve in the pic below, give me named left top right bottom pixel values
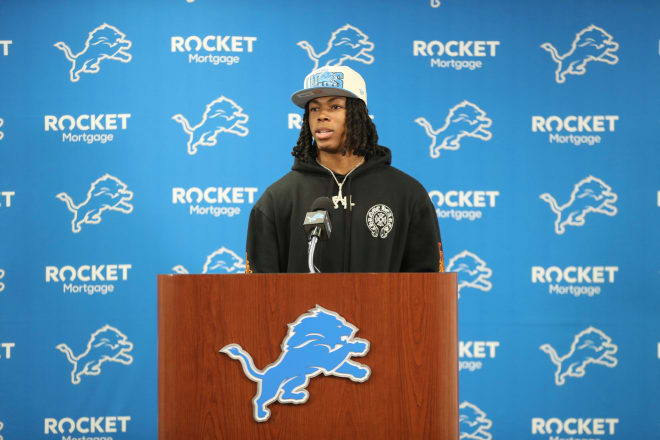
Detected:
left=246, top=204, right=281, bottom=273
left=400, top=194, right=443, bottom=272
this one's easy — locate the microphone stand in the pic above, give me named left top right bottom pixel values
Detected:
left=307, top=226, right=321, bottom=273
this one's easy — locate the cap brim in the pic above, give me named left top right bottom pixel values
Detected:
left=291, top=87, right=360, bottom=108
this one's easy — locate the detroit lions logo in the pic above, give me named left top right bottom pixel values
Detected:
left=0, top=268, right=5, bottom=292
left=56, top=174, right=133, bottom=233
left=172, top=246, right=246, bottom=274
left=220, top=305, right=371, bottom=422
left=540, top=175, right=617, bottom=235
left=540, top=326, right=618, bottom=386
left=446, top=251, right=492, bottom=298
left=56, top=325, right=134, bottom=385
left=0, top=117, right=4, bottom=140
left=54, top=23, right=132, bottom=83
left=297, top=24, right=375, bottom=70
left=541, top=25, right=619, bottom=84
left=307, top=70, right=344, bottom=88
left=460, top=401, right=492, bottom=440
left=415, top=101, right=492, bottom=158
left=307, top=213, right=325, bottom=222
left=172, top=96, right=249, bottom=155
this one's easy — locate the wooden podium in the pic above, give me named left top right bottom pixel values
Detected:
left=158, top=273, right=458, bottom=439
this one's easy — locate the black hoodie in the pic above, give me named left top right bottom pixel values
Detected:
left=246, top=147, right=442, bottom=273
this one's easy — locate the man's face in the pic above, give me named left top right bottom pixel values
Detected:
left=308, top=96, right=347, bottom=155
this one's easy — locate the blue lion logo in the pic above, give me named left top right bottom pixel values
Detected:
left=220, top=305, right=371, bottom=422
left=306, top=212, right=325, bottom=222
left=307, top=71, right=344, bottom=88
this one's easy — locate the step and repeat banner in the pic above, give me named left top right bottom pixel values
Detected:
left=1, top=0, right=659, bottom=438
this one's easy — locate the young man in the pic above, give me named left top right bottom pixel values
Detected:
left=246, top=65, right=442, bottom=273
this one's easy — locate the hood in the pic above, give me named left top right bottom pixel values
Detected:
left=291, top=146, right=392, bottom=178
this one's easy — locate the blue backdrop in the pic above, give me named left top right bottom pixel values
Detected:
left=1, top=0, right=659, bottom=438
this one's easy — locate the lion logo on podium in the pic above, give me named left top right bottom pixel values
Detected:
left=220, top=305, right=371, bottom=422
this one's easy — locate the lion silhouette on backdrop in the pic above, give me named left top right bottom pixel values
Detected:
left=56, top=325, right=134, bottom=385
left=445, top=250, right=493, bottom=298
left=541, top=25, right=619, bottom=84
left=172, top=96, right=249, bottom=155
left=415, top=101, right=492, bottom=158
left=56, top=174, right=134, bottom=233
left=540, top=326, right=618, bottom=386
left=54, top=23, right=132, bottom=82
left=220, top=305, right=371, bottom=422
left=459, top=401, right=493, bottom=440
left=172, top=246, right=246, bottom=274
left=540, top=175, right=617, bottom=234
left=297, top=24, right=375, bottom=70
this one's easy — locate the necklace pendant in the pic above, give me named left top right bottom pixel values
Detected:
left=315, top=158, right=364, bottom=211
left=334, top=187, right=348, bottom=209
left=332, top=194, right=348, bottom=210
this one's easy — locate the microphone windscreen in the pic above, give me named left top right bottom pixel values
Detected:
left=311, top=196, right=333, bottom=212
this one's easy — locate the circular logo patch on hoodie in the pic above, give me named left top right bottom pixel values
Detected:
left=366, top=204, right=394, bottom=238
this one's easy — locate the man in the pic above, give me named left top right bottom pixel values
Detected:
left=246, top=65, right=442, bottom=273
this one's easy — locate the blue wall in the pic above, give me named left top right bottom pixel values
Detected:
left=0, top=0, right=658, bottom=438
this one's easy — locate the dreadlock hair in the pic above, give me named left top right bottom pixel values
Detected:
left=291, top=97, right=386, bottom=162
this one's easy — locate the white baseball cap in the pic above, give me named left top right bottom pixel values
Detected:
left=291, top=65, right=367, bottom=108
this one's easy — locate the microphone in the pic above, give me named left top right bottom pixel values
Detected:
left=303, top=197, right=333, bottom=273
left=303, top=197, right=333, bottom=240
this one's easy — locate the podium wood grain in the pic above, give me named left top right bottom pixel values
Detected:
left=158, top=273, right=458, bottom=439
